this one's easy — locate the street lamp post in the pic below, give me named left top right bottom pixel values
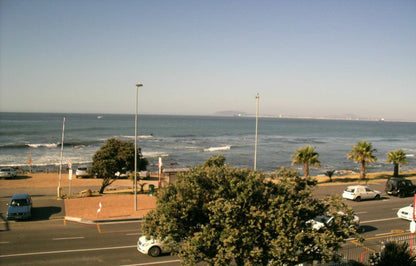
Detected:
left=134, top=83, right=143, bottom=211
left=254, top=93, right=259, bottom=170
left=57, top=117, right=66, bottom=199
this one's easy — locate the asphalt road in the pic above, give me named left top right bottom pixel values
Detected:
left=1, top=179, right=415, bottom=265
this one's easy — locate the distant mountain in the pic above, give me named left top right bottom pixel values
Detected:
left=214, top=111, right=248, bottom=117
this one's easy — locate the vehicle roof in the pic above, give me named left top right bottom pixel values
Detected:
left=347, top=185, right=369, bottom=188
left=11, top=193, right=30, bottom=200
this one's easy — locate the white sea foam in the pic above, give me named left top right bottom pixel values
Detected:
left=142, top=151, right=169, bottom=158
left=204, top=145, right=231, bottom=152
left=27, top=143, right=59, bottom=148
left=122, top=135, right=154, bottom=139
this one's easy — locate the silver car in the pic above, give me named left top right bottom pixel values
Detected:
left=75, top=166, right=89, bottom=178
left=0, top=168, right=17, bottom=179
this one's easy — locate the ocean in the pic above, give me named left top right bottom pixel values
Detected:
left=0, top=112, right=415, bottom=175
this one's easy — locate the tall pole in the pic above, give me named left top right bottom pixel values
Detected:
left=58, top=117, right=66, bottom=199
left=254, top=93, right=259, bottom=170
left=134, top=83, right=143, bottom=211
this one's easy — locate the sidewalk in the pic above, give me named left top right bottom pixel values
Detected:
left=64, top=194, right=157, bottom=224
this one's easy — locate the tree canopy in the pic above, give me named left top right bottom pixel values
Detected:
left=387, top=149, right=408, bottom=177
left=291, top=145, right=321, bottom=177
left=143, top=155, right=358, bottom=265
left=90, top=138, right=148, bottom=193
left=347, top=141, right=377, bottom=180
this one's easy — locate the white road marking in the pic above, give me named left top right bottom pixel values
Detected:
left=52, top=236, right=85, bottom=241
left=355, top=211, right=368, bottom=214
left=361, top=217, right=400, bottom=224
left=126, top=232, right=141, bottom=236
left=0, top=245, right=136, bottom=258
left=0, top=241, right=10, bottom=244
left=375, top=232, right=394, bottom=236
left=121, top=260, right=181, bottom=266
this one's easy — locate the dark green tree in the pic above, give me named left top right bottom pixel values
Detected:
left=143, top=156, right=358, bottom=265
left=369, top=241, right=416, bottom=266
left=292, top=145, right=321, bottom=177
left=347, top=141, right=377, bottom=180
left=387, top=149, right=408, bottom=177
left=273, top=166, right=300, bottom=178
left=325, top=170, right=336, bottom=182
left=90, top=138, right=148, bottom=194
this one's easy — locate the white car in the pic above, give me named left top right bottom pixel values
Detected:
left=115, top=170, right=131, bottom=179
left=0, top=168, right=17, bottom=179
left=309, top=212, right=360, bottom=230
left=397, top=204, right=415, bottom=221
left=75, top=166, right=89, bottom=178
left=137, top=236, right=170, bottom=257
left=342, top=185, right=381, bottom=202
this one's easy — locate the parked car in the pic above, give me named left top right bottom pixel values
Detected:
left=75, top=166, right=89, bottom=178
left=397, top=204, right=415, bottom=221
left=115, top=170, right=132, bottom=179
left=308, top=212, right=360, bottom=231
left=137, top=235, right=171, bottom=257
left=7, top=193, right=32, bottom=220
left=139, top=171, right=150, bottom=179
left=385, top=178, right=416, bottom=198
left=0, top=168, right=17, bottom=179
left=342, top=185, right=381, bottom=201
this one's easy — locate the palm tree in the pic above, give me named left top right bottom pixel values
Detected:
left=369, top=241, right=416, bottom=266
left=291, top=145, right=321, bottom=177
left=347, top=141, right=377, bottom=180
left=387, top=149, right=408, bottom=177
left=325, top=170, right=335, bottom=182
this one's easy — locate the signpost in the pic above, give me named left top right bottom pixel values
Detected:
left=28, top=151, right=32, bottom=173
left=158, top=157, right=163, bottom=188
left=411, top=194, right=416, bottom=252
left=68, top=162, right=73, bottom=197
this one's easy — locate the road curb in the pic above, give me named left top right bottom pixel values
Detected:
left=64, top=216, right=142, bottom=224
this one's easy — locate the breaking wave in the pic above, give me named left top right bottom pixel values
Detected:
left=204, top=145, right=231, bottom=152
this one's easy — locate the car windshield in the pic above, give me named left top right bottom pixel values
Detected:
left=314, top=215, right=331, bottom=224
left=405, top=181, right=414, bottom=186
left=11, top=199, right=30, bottom=206
left=345, top=187, right=355, bottom=193
left=78, top=168, right=87, bottom=171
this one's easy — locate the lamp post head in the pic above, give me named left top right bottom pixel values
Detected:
left=136, top=83, right=143, bottom=88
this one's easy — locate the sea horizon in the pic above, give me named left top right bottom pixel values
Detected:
left=1, top=112, right=415, bottom=175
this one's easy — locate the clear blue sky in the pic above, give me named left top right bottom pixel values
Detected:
left=1, top=0, right=415, bottom=121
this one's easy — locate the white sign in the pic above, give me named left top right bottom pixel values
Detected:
left=97, top=202, right=102, bottom=213
left=411, top=220, right=416, bottom=234
left=68, top=169, right=73, bottom=180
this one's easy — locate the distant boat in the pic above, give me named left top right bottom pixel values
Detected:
left=97, top=116, right=103, bottom=119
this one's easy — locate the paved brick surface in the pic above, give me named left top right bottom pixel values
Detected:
left=64, top=194, right=157, bottom=221
left=1, top=173, right=159, bottom=222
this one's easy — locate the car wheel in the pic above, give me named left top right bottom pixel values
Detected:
left=399, top=192, right=405, bottom=198
left=355, top=196, right=361, bottom=202
left=375, top=194, right=381, bottom=200
left=385, top=183, right=393, bottom=192
left=148, top=246, right=161, bottom=257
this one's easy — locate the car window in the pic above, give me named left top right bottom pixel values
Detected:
left=11, top=199, right=30, bottom=206
left=365, top=188, right=372, bottom=192
left=345, top=187, right=355, bottom=193
left=314, top=215, right=331, bottom=224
